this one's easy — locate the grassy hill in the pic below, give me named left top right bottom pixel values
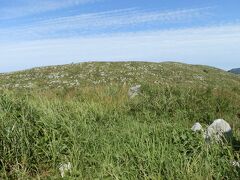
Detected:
left=0, top=62, right=240, bottom=179
left=1, top=61, right=240, bottom=90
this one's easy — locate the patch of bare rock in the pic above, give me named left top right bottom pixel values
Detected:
left=191, top=119, right=232, bottom=142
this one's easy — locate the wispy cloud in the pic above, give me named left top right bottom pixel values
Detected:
left=1, top=23, right=240, bottom=72
left=0, top=7, right=212, bottom=41
left=0, top=0, right=101, bottom=19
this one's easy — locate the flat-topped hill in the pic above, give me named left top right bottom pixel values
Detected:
left=0, top=62, right=240, bottom=90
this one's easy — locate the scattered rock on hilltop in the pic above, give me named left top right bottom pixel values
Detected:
left=128, top=85, right=141, bottom=98
left=0, top=62, right=240, bottom=90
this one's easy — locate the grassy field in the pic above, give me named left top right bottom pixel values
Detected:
left=0, top=62, right=240, bottom=179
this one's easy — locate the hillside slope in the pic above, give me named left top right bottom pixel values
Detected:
left=1, top=62, right=240, bottom=179
left=0, top=62, right=240, bottom=90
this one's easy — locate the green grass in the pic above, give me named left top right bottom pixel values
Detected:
left=0, top=62, right=240, bottom=179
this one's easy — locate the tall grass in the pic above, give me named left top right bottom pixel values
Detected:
left=0, top=84, right=239, bottom=179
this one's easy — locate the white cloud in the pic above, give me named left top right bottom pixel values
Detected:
left=0, top=0, right=101, bottom=19
left=41, top=7, right=210, bottom=28
left=0, top=7, right=211, bottom=41
left=1, top=23, right=240, bottom=72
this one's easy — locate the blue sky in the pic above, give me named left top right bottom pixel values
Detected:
left=0, top=0, right=240, bottom=72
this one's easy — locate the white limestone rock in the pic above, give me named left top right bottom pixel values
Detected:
left=232, top=161, right=240, bottom=168
left=59, top=162, right=72, bottom=178
left=191, top=122, right=203, bottom=132
left=128, top=85, right=141, bottom=98
left=205, top=119, right=232, bottom=142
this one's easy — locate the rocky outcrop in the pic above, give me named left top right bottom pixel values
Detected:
left=191, top=119, right=232, bottom=142
left=128, top=85, right=141, bottom=98
left=205, top=119, right=232, bottom=142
